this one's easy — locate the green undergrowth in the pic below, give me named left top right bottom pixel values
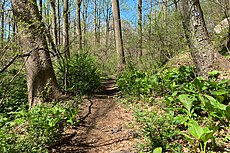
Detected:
left=117, top=66, right=230, bottom=153
left=0, top=99, right=80, bottom=153
left=55, top=52, right=101, bottom=95
left=0, top=68, right=27, bottom=114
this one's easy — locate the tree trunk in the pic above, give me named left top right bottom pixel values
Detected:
left=50, top=0, right=58, bottom=48
left=11, top=0, right=62, bottom=108
left=57, top=0, right=61, bottom=48
left=105, top=0, right=111, bottom=51
left=1, top=0, right=5, bottom=48
left=111, top=0, right=125, bottom=71
left=94, top=0, right=98, bottom=46
left=137, top=0, right=143, bottom=62
left=75, top=0, right=82, bottom=50
left=173, top=0, right=178, bottom=11
left=39, top=0, right=42, bottom=17
left=179, top=0, right=230, bottom=77
left=63, top=0, right=70, bottom=58
left=83, top=0, right=88, bottom=48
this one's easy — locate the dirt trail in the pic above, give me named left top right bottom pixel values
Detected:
left=57, top=79, right=138, bottom=153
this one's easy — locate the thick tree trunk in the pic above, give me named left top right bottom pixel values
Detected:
left=111, top=0, right=125, bottom=71
left=137, top=0, right=143, bottom=62
left=63, top=0, right=70, bottom=58
left=11, top=0, right=62, bottom=108
left=75, top=0, right=82, bottom=50
left=179, top=0, right=230, bottom=77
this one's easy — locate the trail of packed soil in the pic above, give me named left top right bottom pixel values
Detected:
left=56, top=79, right=138, bottom=153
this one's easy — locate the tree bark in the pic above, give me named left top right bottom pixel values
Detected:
left=179, top=0, right=230, bottom=77
left=82, top=0, right=88, bottom=48
left=50, top=0, right=58, bottom=48
left=137, top=0, right=143, bottom=62
left=111, top=0, right=125, bottom=71
left=11, top=0, right=62, bottom=108
left=94, top=0, right=98, bottom=46
left=39, top=0, right=42, bottom=17
left=63, top=0, right=70, bottom=58
left=105, top=0, right=111, bottom=51
left=1, top=0, right=5, bottom=48
left=75, top=0, right=82, bottom=50
left=57, top=0, right=61, bottom=48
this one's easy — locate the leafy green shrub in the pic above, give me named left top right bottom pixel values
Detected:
left=117, top=66, right=195, bottom=97
left=0, top=69, right=27, bottom=114
left=118, top=66, right=229, bottom=152
left=0, top=100, right=79, bottom=153
left=55, top=53, right=101, bottom=95
left=116, top=70, right=152, bottom=95
left=134, top=108, right=182, bottom=152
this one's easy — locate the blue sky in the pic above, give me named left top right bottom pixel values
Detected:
left=120, top=0, right=138, bottom=24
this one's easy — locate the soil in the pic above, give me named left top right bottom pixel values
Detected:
left=54, top=78, right=138, bottom=153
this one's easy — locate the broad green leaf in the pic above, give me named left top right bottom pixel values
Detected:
left=200, top=127, right=213, bottom=142
left=204, top=95, right=226, bottom=110
left=210, top=89, right=228, bottom=96
left=153, top=147, right=162, bottom=153
left=173, top=115, right=188, bottom=125
left=188, top=121, right=204, bottom=139
left=178, top=94, right=196, bottom=112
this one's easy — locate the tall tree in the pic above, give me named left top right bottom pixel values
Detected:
left=11, top=0, right=62, bottom=108
left=137, top=0, right=143, bottom=61
left=94, top=0, right=98, bottom=46
left=57, top=0, right=61, bottom=47
left=103, top=0, right=112, bottom=51
left=63, top=0, right=70, bottom=58
left=179, top=0, right=230, bottom=77
left=75, top=0, right=82, bottom=50
left=0, top=0, right=6, bottom=48
left=39, top=0, right=42, bottom=17
left=82, top=0, right=89, bottom=48
left=111, top=0, right=125, bottom=70
left=50, top=0, right=58, bottom=48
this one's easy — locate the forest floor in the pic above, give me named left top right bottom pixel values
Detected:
left=55, top=78, right=139, bottom=153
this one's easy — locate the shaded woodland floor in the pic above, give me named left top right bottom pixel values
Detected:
left=53, top=79, right=138, bottom=153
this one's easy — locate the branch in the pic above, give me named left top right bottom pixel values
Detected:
left=0, top=52, right=31, bottom=73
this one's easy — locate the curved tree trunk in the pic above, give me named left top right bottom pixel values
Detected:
left=179, top=0, right=230, bottom=77
left=11, top=0, right=62, bottom=108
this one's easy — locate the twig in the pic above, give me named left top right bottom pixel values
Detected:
left=79, top=98, right=93, bottom=121
left=0, top=50, right=33, bottom=73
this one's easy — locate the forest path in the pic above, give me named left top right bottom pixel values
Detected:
left=58, top=78, right=138, bottom=153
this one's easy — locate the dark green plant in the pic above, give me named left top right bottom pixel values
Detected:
left=55, top=53, right=101, bottom=95
left=0, top=69, right=27, bottom=114
left=134, top=108, right=181, bottom=152
left=0, top=100, right=79, bottom=153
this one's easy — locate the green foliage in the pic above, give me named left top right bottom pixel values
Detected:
left=55, top=53, right=101, bottom=95
left=134, top=107, right=181, bottom=152
left=117, top=66, right=195, bottom=97
left=118, top=66, right=230, bottom=152
left=0, top=69, right=27, bottom=114
left=0, top=100, right=79, bottom=153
